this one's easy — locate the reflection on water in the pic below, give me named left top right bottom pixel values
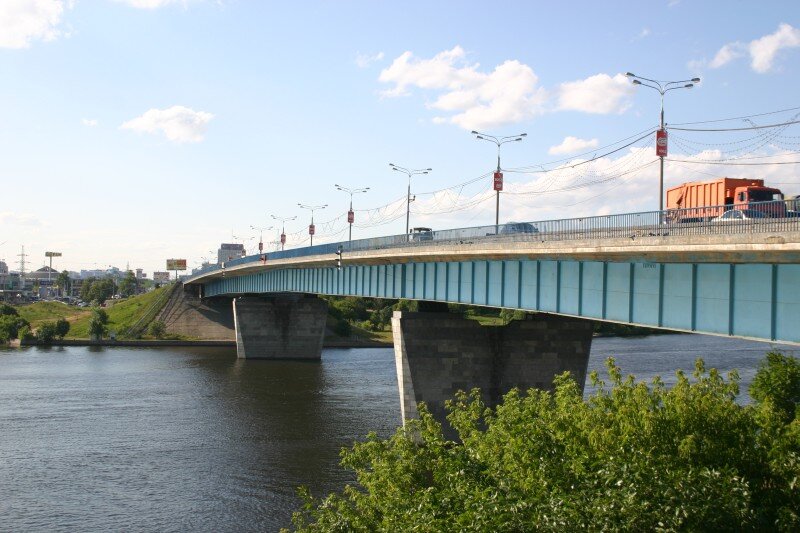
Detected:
left=0, top=334, right=793, bottom=531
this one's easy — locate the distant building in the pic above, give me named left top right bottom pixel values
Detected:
left=136, top=268, right=144, bottom=279
left=218, top=243, right=245, bottom=264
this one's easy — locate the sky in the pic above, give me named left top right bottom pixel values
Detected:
left=1, top=0, right=799, bottom=275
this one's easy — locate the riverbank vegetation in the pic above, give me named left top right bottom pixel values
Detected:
left=288, top=352, right=800, bottom=531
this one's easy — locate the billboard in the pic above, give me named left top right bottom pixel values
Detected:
left=166, top=259, right=187, bottom=271
left=656, top=129, right=668, bottom=157
left=45, top=251, right=62, bottom=257
left=153, top=271, right=171, bottom=282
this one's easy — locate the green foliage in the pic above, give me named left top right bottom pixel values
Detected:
left=35, top=322, right=57, bottom=344
left=88, top=307, right=108, bottom=339
left=498, top=308, right=526, bottom=323
left=750, top=351, right=800, bottom=425
left=69, top=286, right=167, bottom=339
left=332, top=319, right=352, bottom=338
left=80, top=278, right=116, bottom=305
left=288, top=354, right=800, bottom=532
left=0, top=314, right=30, bottom=340
left=54, top=318, right=70, bottom=339
left=118, top=271, right=137, bottom=298
left=0, top=303, right=19, bottom=316
left=56, top=270, right=72, bottom=296
left=147, top=320, right=166, bottom=339
left=17, top=325, right=34, bottom=342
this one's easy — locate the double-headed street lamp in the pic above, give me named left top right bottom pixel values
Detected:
left=250, top=225, right=273, bottom=254
left=270, top=214, right=297, bottom=251
left=626, top=72, right=700, bottom=212
left=471, top=131, right=526, bottom=231
left=298, top=204, right=327, bottom=246
left=335, top=184, right=369, bottom=242
left=389, top=163, right=431, bottom=235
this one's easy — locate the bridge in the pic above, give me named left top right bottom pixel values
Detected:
left=184, top=205, right=800, bottom=430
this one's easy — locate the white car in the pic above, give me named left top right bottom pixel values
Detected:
left=712, top=209, right=767, bottom=222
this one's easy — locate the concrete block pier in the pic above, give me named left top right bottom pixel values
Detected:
left=233, top=294, right=328, bottom=359
left=392, top=311, right=594, bottom=434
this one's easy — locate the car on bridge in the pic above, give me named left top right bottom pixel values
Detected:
left=711, top=209, right=768, bottom=222
left=409, top=227, right=433, bottom=242
left=500, top=222, right=539, bottom=234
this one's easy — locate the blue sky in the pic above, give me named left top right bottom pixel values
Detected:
left=1, top=0, right=799, bottom=275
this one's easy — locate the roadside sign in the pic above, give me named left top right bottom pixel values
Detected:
left=656, top=129, right=668, bottom=157
left=493, top=172, right=503, bottom=191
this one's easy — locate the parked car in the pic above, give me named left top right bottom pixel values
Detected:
left=712, top=209, right=767, bottom=222
left=408, top=227, right=433, bottom=241
left=500, top=222, right=539, bottom=234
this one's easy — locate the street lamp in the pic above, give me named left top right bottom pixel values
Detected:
left=389, top=163, right=431, bottom=235
left=626, top=72, right=700, bottom=212
left=270, top=214, right=297, bottom=251
left=471, top=131, right=526, bottom=232
left=335, top=184, right=369, bottom=242
left=298, top=204, right=327, bottom=246
left=250, top=225, right=273, bottom=254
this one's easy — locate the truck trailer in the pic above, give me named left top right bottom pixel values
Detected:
left=666, top=178, right=785, bottom=222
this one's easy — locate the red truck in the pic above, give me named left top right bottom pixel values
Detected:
left=666, top=178, right=785, bottom=222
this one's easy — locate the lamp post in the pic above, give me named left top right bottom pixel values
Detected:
left=471, top=131, right=526, bottom=233
left=389, top=163, right=431, bottom=235
left=298, top=204, right=327, bottom=246
left=626, top=72, right=700, bottom=212
left=270, top=214, right=297, bottom=251
left=335, top=184, right=369, bottom=242
left=250, top=225, right=273, bottom=254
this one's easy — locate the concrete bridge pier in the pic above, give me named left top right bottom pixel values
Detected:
left=233, top=294, right=327, bottom=359
left=392, top=310, right=594, bottom=436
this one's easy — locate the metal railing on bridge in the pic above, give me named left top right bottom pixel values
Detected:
left=189, top=200, right=800, bottom=280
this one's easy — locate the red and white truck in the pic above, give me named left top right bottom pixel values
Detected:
left=666, top=178, right=785, bottom=221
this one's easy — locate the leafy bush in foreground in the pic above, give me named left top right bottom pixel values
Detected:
left=288, top=353, right=800, bottom=532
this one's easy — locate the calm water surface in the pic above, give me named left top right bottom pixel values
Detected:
left=0, top=335, right=795, bottom=531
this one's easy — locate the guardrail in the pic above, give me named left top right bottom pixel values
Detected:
left=186, top=200, right=800, bottom=281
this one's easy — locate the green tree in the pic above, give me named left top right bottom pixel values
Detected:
left=0, top=303, right=18, bottom=316
left=36, top=322, right=57, bottom=344
left=118, top=271, right=137, bottom=298
left=0, top=314, right=30, bottom=340
left=56, top=270, right=72, bottom=297
left=147, top=320, right=166, bottom=339
left=55, top=318, right=70, bottom=339
left=88, top=307, right=108, bottom=339
left=288, top=354, right=800, bottom=532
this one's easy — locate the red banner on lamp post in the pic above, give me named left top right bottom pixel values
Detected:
left=308, top=224, right=315, bottom=236
left=347, top=209, right=354, bottom=223
left=280, top=233, right=286, bottom=245
left=656, top=129, right=668, bottom=157
left=493, top=171, right=503, bottom=191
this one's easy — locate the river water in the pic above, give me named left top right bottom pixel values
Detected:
left=0, top=334, right=795, bottom=532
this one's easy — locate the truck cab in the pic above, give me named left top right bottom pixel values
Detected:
left=733, top=185, right=785, bottom=217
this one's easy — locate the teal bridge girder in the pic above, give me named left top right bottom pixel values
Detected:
left=190, top=256, right=800, bottom=345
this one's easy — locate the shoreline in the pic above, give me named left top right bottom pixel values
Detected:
left=8, top=338, right=392, bottom=349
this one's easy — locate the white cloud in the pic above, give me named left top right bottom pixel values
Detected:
left=81, top=118, right=98, bottom=127
left=120, top=105, right=214, bottom=143
left=548, top=136, right=599, bottom=155
left=0, top=211, right=43, bottom=226
left=378, top=46, right=548, bottom=130
left=355, top=51, right=384, bottom=68
left=708, top=23, right=800, bottom=73
left=556, top=73, right=634, bottom=114
left=633, top=27, right=651, bottom=41
left=749, top=23, right=800, bottom=73
left=709, top=42, right=746, bottom=68
left=0, top=0, right=69, bottom=49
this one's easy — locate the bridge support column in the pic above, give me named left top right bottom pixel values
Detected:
left=233, top=294, right=327, bottom=359
left=392, top=311, right=593, bottom=436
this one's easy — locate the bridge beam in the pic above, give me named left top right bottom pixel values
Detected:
left=392, top=311, right=593, bottom=437
left=233, top=294, right=327, bottom=359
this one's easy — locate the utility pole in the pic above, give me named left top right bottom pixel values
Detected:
left=298, top=204, right=327, bottom=247
left=389, top=164, right=432, bottom=236
left=626, top=72, right=700, bottom=212
left=17, top=245, right=26, bottom=292
left=471, top=131, right=526, bottom=233
left=335, top=184, right=369, bottom=242
left=271, top=215, right=297, bottom=251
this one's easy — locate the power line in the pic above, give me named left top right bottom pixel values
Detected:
left=668, top=105, right=800, bottom=126
left=668, top=119, right=800, bottom=132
